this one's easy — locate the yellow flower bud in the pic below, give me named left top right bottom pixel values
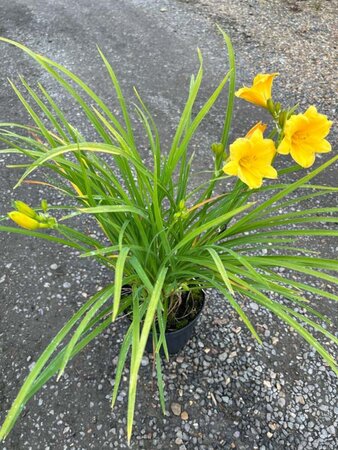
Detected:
left=245, top=122, right=267, bottom=139
left=14, top=201, right=37, bottom=218
left=8, top=211, right=43, bottom=230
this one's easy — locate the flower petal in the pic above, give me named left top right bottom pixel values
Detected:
left=277, top=138, right=291, bottom=155
left=223, top=160, right=239, bottom=176
left=290, top=147, right=316, bottom=168
left=245, top=122, right=267, bottom=139
left=238, top=167, right=263, bottom=189
left=315, top=139, right=331, bottom=153
left=260, top=165, right=278, bottom=179
left=235, top=87, right=266, bottom=108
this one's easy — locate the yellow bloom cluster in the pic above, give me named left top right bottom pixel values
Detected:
left=223, top=73, right=332, bottom=188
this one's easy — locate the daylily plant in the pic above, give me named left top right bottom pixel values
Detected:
left=0, top=29, right=337, bottom=444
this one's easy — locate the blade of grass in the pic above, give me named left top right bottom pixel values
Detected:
left=57, top=287, right=116, bottom=380
left=127, top=266, right=167, bottom=443
left=217, top=26, right=236, bottom=151
left=97, top=46, right=136, bottom=151
left=112, top=247, right=130, bottom=321
left=207, top=248, right=234, bottom=294
left=169, top=202, right=255, bottom=257
left=0, top=284, right=115, bottom=441
left=226, top=155, right=338, bottom=235
left=0, top=225, right=86, bottom=251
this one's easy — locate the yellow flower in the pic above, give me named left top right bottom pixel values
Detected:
left=8, top=211, right=48, bottom=230
left=235, top=73, right=278, bottom=108
left=277, top=106, right=332, bottom=168
left=223, top=127, right=277, bottom=189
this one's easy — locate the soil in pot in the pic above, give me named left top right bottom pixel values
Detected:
left=147, top=289, right=205, bottom=355
left=166, top=289, right=204, bottom=331
left=123, top=287, right=205, bottom=354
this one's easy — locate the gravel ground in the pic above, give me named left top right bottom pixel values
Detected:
left=0, top=1, right=337, bottom=449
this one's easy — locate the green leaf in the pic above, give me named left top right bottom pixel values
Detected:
left=0, top=284, right=115, bottom=441
left=180, top=259, right=261, bottom=344
left=222, top=248, right=271, bottom=289
left=246, top=290, right=337, bottom=375
left=127, top=267, right=167, bottom=443
left=211, top=279, right=262, bottom=344
left=155, top=303, right=169, bottom=359
left=154, top=329, right=166, bottom=413
left=226, top=154, right=338, bottom=235
left=19, top=77, right=69, bottom=143
left=97, top=46, right=136, bottom=151
left=170, top=202, right=255, bottom=256
left=77, top=205, right=148, bottom=220
left=0, top=225, right=85, bottom=251
left=165, top=69, right=231, bottom=183
left=112, top=247, right=130, bottom=321
left=8, top=80, right=58, bottom=148
left=280, top=305, right=338, bottom=345
left=207, top=248, right=234, bottom=294
left=13, top=142, right=142, bottom=189
left=129, top=257, right=153, bottom=292
left=247, top=256, right=338, bottom=286
left=57, top=287, right=116, bottom=380
left=111, top=328, right=132, bottom=409
left=7, top=310, right=114, bottom=432
left=111, top=296, right=148, bottom=409
left=217, top=26, right=236, bottom=151
left=37, top=83, right=77, bottom=141
left=166, top=49, right=203, bottom=176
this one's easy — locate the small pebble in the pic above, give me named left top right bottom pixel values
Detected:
left=219, top=352, right=228, bottom=362
left=181, top=411, right=189, bottom=421
left=171, top=402, right=182, bottom=416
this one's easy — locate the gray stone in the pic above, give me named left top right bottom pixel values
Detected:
left=171, top=403, right=182, bottom=416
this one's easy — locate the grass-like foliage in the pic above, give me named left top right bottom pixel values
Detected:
left=0, top=29, right=337, bottom=443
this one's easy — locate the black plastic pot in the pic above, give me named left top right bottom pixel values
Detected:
left=146, top=291, right=205, bottom=355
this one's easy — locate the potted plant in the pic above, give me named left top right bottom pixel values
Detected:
left=0, top=29, right=337, bottom=443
